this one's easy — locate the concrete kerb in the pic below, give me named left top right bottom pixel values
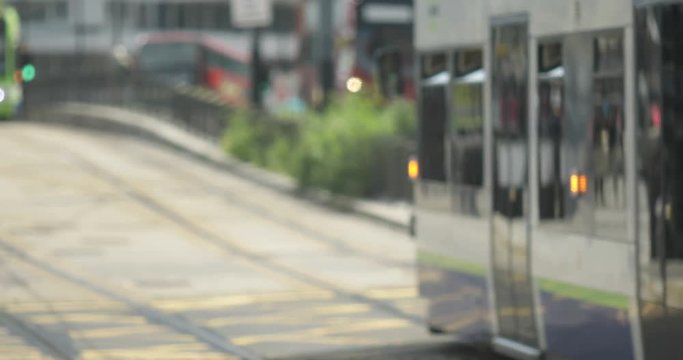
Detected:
left=28, top=103, right=410, bottom=232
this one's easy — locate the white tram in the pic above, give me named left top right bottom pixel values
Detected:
left=413, top=1, right=683, bottom=359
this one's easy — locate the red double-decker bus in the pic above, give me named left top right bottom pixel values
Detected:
left=133, top=31, right=251, bottom=108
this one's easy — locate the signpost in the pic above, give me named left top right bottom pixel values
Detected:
left=230, top=0, right=273, bottom=28
left=230, top=0, right=273, bottom=108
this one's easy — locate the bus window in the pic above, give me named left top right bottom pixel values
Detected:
left=223, top=56, right=248, bottom=78
left=206, top=50, right=248, bottom=78
left=449, top=49, right=484, bottom=216
left=138, top=42, right=199, bottom=85
left=418, top=53, right=448, bottom=182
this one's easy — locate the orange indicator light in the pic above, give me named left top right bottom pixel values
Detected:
left=408, top=158, right=419, bottom=180
left=570, top=173, right=588, bottom=196
left=570, top=174, right=579, bottom=195
left=579, top=175, right=588, bottom=194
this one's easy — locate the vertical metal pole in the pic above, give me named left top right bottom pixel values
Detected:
left=527, top=34, right=547, bottom=351
left=625, top=22, right=645, bottom=360
left=75, top=0, right=85, bottom=54
left=483, top=2, right=500, bottom=336
left=251, top=27, right=262, bottom=108
left=319, top=0, right=334, bottom=108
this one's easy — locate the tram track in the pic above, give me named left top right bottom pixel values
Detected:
left=0, top=309, right=73, bottom=360
left=6, top=127, right=426, bottom=354
left=0, top=236, right=261, bottom=360
left=56, top=134, right=424, bottom=326
left=96, top=132, right=414, bottom=270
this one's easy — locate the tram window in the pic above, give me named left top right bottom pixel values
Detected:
left=536, top=34, right=627, bottom=240
left=454, top=50, right=483, bottom=77
left=491, top=23, right=528, bottom=219
left=419, top=84, right=447, bottom=182
left=449, top=49, right=484, bottom=215
left=592, top=34, right=627, bottom=240
left=636, top=7, right=683, bottom=262
left=538, top=43, right=565, bottom=221
left=594, top=35, right=624, bottom=75
left=421, top=53, right=447, bottom=79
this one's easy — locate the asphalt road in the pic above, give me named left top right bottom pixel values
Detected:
left=0, top=122, right=494, bottom=360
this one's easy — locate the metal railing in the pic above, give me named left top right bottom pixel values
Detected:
left=24, top=53, right=230, bottom=142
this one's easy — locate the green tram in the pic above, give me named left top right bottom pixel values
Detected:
left=0, top=3, right=23, bottom=119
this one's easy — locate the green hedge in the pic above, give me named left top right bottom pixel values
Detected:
left=221, top=94, right=415, bottom=197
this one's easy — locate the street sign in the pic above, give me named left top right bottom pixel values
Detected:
left=230, top=0, right=273, bottom=28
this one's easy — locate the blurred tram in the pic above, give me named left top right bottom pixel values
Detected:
left=0, top=4, right=23, bottom=119
left=133, top=32, right=250, bottom=107
left=413, top=0, right=683, bottom=359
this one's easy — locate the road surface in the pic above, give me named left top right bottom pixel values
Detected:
left=0, top=122, right=491, bottom=360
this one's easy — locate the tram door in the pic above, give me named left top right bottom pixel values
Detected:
left=489, top=19, right=541, bottom=354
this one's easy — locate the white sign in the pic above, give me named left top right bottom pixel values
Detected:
left=230, top=0, right=273, bottom=28
left=362, top=4, right=413, bottom=24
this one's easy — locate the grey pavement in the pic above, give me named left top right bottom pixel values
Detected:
left=0, top=122, right=441, bottom=359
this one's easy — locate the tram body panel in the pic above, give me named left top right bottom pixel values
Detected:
left=486, top=0, right=632, bottom=35
left=534, top=229, right=634, bottom=359
left=414, top=0, right=485, bottom=51
left=416, top=206, right=491, bottom=338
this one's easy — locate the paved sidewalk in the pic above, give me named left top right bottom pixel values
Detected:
left=33, top=102, right=413, bottom=231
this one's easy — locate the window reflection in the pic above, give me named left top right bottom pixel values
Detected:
left=592, top=77, right=625, bottom=209
left=449, top=49, right=484, bottom=216
left=636, top=5, right=683, bottom=273
left=592, top=35, right=627, bottom=239
left=492, top=25, right=527, bottom=219
left=536, top=34, right=627, bottom=240
left=538, top=43, right=565, bottom=220
left=419, top=53, right=448, bottom=182
left=636, top=6, right=683, bottom=339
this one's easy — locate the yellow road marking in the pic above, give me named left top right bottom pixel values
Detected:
left=364, top=287, right=417, bottom=300
left=4, top=301, right=123, bottom=313
left=497, top=307, right=535, bottom=317
left=28, top=313, right=146, bottom=325
left=430, top=287, right=482, bottom=305
left=153, top=289, right=334, bottom=312
left=441, top=312, right=485, bottom=333
left=232, top=318, right=411, bottom=346
left=72, top=325, right=193, bottom=340
left=205, top=314, right=307, bottom=327
left=309, top=303, right=371, bottom=315
left=79, top=348, right=233, bottom=360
